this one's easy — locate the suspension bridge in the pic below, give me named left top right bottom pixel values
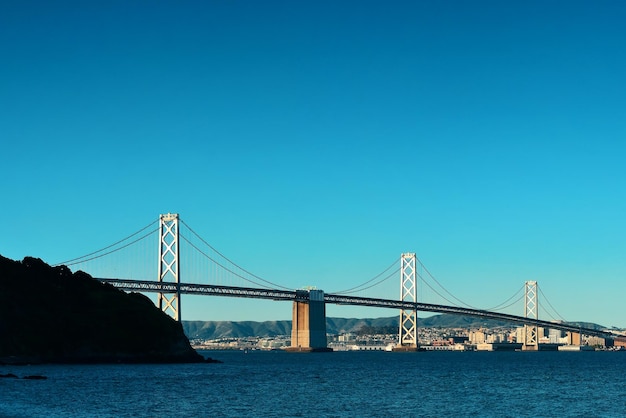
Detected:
left=56, top=213, right=614, bottom=352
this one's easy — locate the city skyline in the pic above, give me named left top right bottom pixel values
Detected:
left=2, top=2, right=625, bottom=327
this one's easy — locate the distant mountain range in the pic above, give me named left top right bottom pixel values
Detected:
left=183, top=314, right=607, bottom=340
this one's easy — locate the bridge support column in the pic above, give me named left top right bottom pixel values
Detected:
left=287, top=290, right=331, bottom=352
left=157, top=213, right=181, bottom=321
left=522, top=280, right=538, bottom=351
left=394, top=253, right=419, bottom=352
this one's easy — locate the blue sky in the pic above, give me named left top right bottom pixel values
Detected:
left=2, top=1, right=625, bottom=327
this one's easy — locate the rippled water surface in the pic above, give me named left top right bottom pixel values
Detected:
left=1, top=350, right=625, bottom=417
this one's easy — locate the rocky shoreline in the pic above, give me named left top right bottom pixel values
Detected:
left=0, top=354, right=222, bottom=366
left=1, top=372, right=47, bottom=380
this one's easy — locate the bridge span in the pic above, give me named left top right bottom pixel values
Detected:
left=65, top=214, right=615, bottom=352
left=99, top=278, right=612, bottom=341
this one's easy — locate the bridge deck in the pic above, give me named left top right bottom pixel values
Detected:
left=98, top=278, right=613, bottom=338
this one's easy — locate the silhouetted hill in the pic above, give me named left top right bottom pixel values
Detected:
left=0, top=255, right=204, bottom=364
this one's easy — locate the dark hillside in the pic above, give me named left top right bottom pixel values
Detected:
left=0, top=255, right=203, bottom=364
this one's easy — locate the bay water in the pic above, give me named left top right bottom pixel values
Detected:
left=1, top=350, right=625, bottom=417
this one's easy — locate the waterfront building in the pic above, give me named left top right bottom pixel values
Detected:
left=613, top=337, right=626, bottom=348
left=468, top=330, right=486, bottom=344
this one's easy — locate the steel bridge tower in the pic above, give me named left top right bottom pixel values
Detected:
left=523, top=280, right=538, bottom=350
left=396, top=253, right=418, bottom=350
left=157, top=213, right=181, bottom=321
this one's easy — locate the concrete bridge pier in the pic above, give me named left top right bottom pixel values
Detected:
left=286, top=289, right=332, bottom=352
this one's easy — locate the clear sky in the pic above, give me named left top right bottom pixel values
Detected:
left=2, top=1, right=625, bottom=327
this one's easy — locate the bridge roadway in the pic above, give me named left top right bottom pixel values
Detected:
left=98, top=278, right=613, bottom=338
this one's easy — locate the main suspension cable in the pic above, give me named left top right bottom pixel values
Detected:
left=333, top=258, right=399, bottom=294
left=487, top=292, right=525, bottom=313
left=59, top=227, right=159, bottom=267
left=180, top=219, right=291, bottom=290
left=416, top=257, right=476, bottom=309
left=55, top=219, right=158, bottom=266
left=538, top=285, right=568, bottom=322
left=334, top=267, right=401, bottom=295
left=418, top=271, right=477, bottom=308
left=180, top=233, right=289, bottom=289
left=484, top=284, right=525, bottom=312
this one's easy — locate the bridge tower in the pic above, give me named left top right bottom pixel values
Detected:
left=395, top=253, right=418, bottom=351
left=522, top=280, right=538, bottom=351
left=157, top=213, right=181, bottom=321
